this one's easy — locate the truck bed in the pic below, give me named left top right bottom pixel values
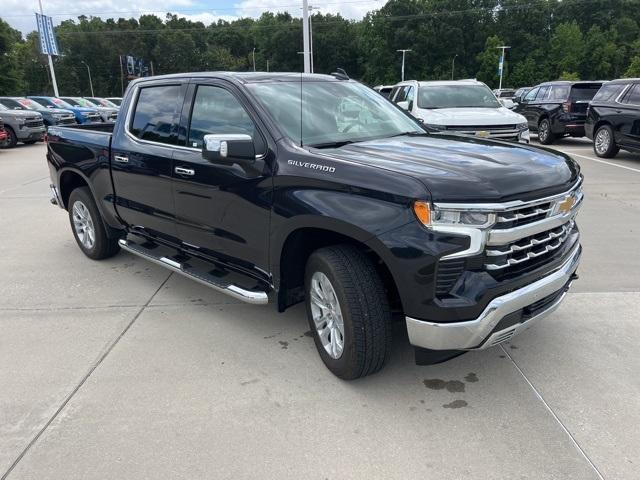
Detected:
left=47, top=123, right=114, bottom=163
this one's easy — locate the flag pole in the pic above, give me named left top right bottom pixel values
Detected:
left=38, top=0, right=59, bottom=96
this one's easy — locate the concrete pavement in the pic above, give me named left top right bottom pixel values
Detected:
left=1, top=139, right=638, bottom=479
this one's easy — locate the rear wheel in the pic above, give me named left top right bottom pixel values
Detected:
left=68, top=187, right=120, bottom=260
left=593, top=125, right=619, bottom=158
left=304, top=245, right=392, bottom=379
left=538, top=118, right=555, bottom=145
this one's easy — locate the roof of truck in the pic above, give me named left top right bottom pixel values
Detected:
left=132, top=72, right=344, bottom=85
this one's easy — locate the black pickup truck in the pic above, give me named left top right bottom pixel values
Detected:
left=46, top=72, right=583, bottom=379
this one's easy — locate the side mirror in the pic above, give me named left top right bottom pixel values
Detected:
left=397, top=100, right=409, bottom=110
left=202, top=134, right=255, bottom=163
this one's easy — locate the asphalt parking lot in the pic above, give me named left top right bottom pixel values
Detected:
left=1, top=137, right=638, bottom=479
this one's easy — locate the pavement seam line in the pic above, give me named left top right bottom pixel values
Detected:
left=501, top=345, right=606, bottom=480
left=0, top=272, right=173, bottom=480
left=568, top=152, right=640, bottom=174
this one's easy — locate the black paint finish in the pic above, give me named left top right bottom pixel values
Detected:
left=46, top=72, right=581, bottom=324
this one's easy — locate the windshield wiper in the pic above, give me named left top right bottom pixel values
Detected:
left=389, top=131, right=428, bottom=138
left=308, top=140, right=357, bottom=149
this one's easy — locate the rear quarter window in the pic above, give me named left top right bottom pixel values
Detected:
left=592, top=83, right=627, bottom=103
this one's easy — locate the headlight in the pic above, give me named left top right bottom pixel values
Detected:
left=53, top=114, right=65, bottom=119
left=517, top=122, right=528, bottom=130
left=81, top=112, right=90, bottom=117
left=413, top=201, right=496, bottom=228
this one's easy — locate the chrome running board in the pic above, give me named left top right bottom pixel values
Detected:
left=118, top=239, right=269, bottom=305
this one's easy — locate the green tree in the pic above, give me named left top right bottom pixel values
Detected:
left=550, top=22, right=584, bottom=78
left=476, top=35, right=505, bottom=88
left=0, top=18, right=25, bottom=95
left=625, top=56, right=640, bottom=77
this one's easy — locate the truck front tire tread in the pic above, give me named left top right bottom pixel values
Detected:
left=305, top=245, right=392, bottom=379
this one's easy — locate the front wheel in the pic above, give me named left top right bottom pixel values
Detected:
left=305, top=245, right=392, bottom=379
left=538, top=118, right=555, bottom=145
left=0, top=127, right=18, bottom=148
left=68, top=187, right=120, bottom=260
left=593, top=125, right=619, bottom=158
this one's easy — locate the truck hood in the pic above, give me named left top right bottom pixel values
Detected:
left=414, top=106, right=526, bottom=127
left=320, top=134, right=580, bottom=202
left=0, top=110, right=43, bottom=120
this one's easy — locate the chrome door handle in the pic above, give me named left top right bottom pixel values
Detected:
left=175, top=167, right=195, bottom=176
left=114, top=154, right=129, bottom=163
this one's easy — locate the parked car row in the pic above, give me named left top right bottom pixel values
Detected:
left=0, top=96, right=122, bottom=148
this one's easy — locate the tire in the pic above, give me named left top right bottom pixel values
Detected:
left=305, top=245, right=392, bottom=379
left=593, top=125, right=619, bottom=158
left=538, top=118, right=555, bottom=145
left=1, top=127, right=18, bottom=148
left=68, top=187, right=120, bottom=260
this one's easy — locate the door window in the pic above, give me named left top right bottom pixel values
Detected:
left=524, top=87, right=539, bottom=102
left=621, top=84, right=640, bottom=105
left=130, top=85, right=182, bottom=145
left=405, top=86, right=415, bottom=108
left=187, top=85, right=259, bottom=150
left=535, top=86, right=550, bottom=101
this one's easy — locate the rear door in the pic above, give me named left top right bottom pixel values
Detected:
left=518, top=86, right=540, bottom=127
left=171, top=79, right=272, bottom=280
left=111, top=81, right=187, bottom=241
left=617, top=83, right=640, bottom=149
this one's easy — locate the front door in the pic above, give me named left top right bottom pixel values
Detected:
left=171, top=81, right=272, bottom=281
left=618, top=83, right=640, bottom=150
left=111, top=81, right=186, bottom=242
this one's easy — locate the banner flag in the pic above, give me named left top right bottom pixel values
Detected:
left=35, top=13, right=60, bottom=56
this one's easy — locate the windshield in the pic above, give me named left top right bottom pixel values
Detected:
left=108, top=98, right=122, bottom=106
left=89, top=97, right=118, bottom=108
left=247, top=81, right=423, bottom=147
left=0, top=99, right=26, bottom=110
left=51, top=98, right=75, bottom=109
left=16, top=98, right=43, bottom=110
left=418, top=84, right=501, bottom=109
left=76, top=98, right=99, bottom=107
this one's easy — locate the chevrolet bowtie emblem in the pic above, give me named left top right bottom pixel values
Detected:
left=475, top=130, right=490, bottom=138
left=557, top=196, right=576, bottom=214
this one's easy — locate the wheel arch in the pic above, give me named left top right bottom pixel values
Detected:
left=274, top=222, right=401, bottom=313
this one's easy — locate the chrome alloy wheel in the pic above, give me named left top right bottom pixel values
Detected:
left=72, top=201, right=95, bottom=250
left=595, top=128, right=611, bottom=155
left=310, top=271, right=345, bottom=359
left=539, top=120, right=549, bottom=142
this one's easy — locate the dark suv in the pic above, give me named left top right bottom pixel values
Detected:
left=514, top=81, right=603, bottom=144
left=585, top=78, right=640, bottom=158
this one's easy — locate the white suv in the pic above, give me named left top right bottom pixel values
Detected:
left=389, top=80, right=530, bottom=143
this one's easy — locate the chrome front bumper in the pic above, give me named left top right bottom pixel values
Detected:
left=406, top=243, right=581, bottom=351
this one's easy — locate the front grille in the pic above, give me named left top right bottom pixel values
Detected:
left=445, top=124, right=521, bottom=140
left=59, top=117, right=76, bottom=125
left=26, top=119, right=44, bottom=128
left=485, top=222, right=573, bottom=271
left=482, top=182, right=583, bottom=278
left=436, top=258, right=466, bottom=297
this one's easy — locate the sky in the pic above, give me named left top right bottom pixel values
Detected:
left=3, top=0, right=386, bottom=36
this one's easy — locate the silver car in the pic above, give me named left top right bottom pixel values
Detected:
left=0, top=104, right=46, bottom=148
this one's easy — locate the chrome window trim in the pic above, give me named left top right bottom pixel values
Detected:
left=433, top=177, right=583, bottom=212
left=616, top=83, right=640, bottom=107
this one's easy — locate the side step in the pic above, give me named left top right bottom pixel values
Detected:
left=118, top=239, right=269, bottom=305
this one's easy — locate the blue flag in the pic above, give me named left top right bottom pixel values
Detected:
left=35, top=13, right=60, bottom=56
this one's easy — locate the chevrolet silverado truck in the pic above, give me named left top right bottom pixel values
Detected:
left=46, top=72, right=583, bottom=379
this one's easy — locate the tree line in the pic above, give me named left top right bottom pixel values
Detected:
left=1, top=0, right=640, bottom=97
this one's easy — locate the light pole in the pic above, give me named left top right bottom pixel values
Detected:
left=266, top=59, right=269, bottom=72
left=81, top=61, right=94, bottom=97
left=496, top=46, right=510, bottom=90
left=451, top=54, right=458, bottom=80
left=302, top=0, right=311, bottom=73
left=252, top=48, right=256, bottom=72
left=308, top=5, right=317, bottom=73
left=397, top=49, right=412, bottom=81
